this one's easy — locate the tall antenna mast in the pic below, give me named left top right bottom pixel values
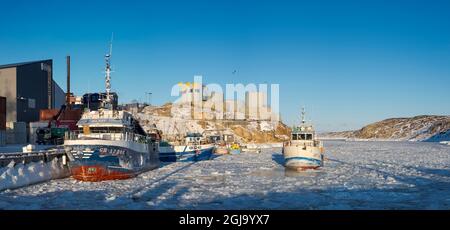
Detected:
left=301, top=107, right=306, bottom=124
left=104, top=33, right=114, bottom=109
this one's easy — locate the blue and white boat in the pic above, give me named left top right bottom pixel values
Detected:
left=64, top=43, right=160, bottom=181
left=159, top=133, right=214, bottom=162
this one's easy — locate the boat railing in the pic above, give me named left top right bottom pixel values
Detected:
left=284, top=140, right=322, bottom=147
left=65, top=130, right=149, bottom=144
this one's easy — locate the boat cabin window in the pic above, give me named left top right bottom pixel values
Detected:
left=78, top=127, right=124, bottom=133
left=294, top=133, right=313, bottom=140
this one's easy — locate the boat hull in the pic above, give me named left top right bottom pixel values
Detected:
left=213, top=147, right=229, bottom=155
left=283, top=145, right=324, bottom=170
left=65, top=143, right=159, bottom=181
left=71, top=165, right=136, bottom=181
left=159, top=144, right=214, bottom=162
left=229, top=149, right=241, bottom=154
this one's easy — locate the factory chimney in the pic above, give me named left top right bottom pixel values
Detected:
left=66, top=55, right=71, bottom=107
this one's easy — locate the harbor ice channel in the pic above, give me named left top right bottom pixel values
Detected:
left=1, top=141, right=450, bottom=209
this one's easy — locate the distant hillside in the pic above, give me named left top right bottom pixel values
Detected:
left=322, top=115, right=450, bottom=142
left=129, top=103, right=291, bottom=143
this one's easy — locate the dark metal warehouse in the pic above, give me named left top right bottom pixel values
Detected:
left=0, top=59, right=65, bottom=124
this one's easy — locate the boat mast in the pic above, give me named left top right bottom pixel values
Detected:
left=104, top=34, right=113, bottom=110
left=301, top=107, right=306, bottom=124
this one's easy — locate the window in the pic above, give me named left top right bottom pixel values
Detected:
left=292, top=134, right=297, bottom=140
left=28, top=98, right=36, bottom=109
left=91, top=95, right=98, bottom=102
left=298, top=134, right=312, bottom=141
left=79, top=127, right=124, bottom=133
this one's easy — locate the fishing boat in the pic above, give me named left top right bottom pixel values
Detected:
left=440, top=141, right=450, bottom=146
left=213, top=141, right=229, bottom=155
left=64, top=43, right=160, bottom=181
left=229, top=143, right=241, bottom=154
left=282, top=108, right=324, bottom=170
left=208, top=131, right=233, bottom=155
left=241, top=144, right=262, bottom=153
left=158, top=132, right=214, bottom=162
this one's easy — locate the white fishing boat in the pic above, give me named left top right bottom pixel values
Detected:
left=282, top=108, right=324, bottom=170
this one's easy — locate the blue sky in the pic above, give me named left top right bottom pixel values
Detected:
left=1, top=0, right=449, bottom=131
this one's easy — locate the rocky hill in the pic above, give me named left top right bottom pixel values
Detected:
left=322, top=115, right=450, bottom=142
left=130, top=103, right=290, bottom=143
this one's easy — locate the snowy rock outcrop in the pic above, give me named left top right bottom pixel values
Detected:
left=130, top=103, right=290, bottom=143
left=323, top=115, right=450, bottom=142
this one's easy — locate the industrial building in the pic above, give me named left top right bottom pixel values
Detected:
left=0, top=96, right=5, bottom=146
left=0, top=96, right=5, bottom=130
left=0, top=59, right=65, bottom=124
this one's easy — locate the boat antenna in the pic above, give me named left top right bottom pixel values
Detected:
left=104, top=33, right=114, bottom=109
left=301, top=107, right=306, bottom=124
left=88, top=80, right=90, bottom=111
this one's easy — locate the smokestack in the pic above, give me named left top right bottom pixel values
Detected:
left=66, top=56, right=71, bottom=106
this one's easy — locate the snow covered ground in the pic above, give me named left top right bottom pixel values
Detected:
left=0, top=158, right=70, bottom=191
left=1, top=141, right=450, bottom=210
